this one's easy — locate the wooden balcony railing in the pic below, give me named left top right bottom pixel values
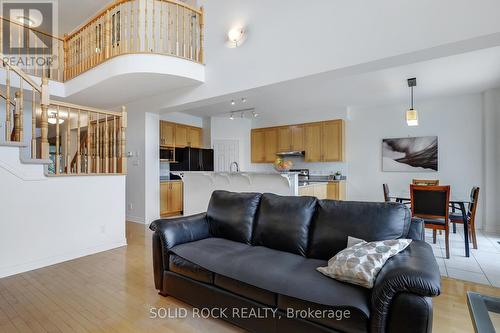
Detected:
left=47, top=102, right=127, bottom=175
left=1, top=58, right=127, bottom=175
left=0, top=0, right=203, bottom=82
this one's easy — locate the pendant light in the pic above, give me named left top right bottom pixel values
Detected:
left=406, top=78, right=418, bottom=126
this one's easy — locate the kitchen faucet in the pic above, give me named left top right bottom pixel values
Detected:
left=230, top=161, right=240, bottom=173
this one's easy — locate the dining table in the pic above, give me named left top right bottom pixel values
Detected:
left=389, top=191, right=471, bottom=257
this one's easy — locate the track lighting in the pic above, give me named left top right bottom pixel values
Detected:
left=229, top=113, right=234, bottom=120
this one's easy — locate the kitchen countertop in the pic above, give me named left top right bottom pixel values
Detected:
left=298, top=180, right=344, bottom=187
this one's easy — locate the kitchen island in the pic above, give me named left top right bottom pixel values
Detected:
left=174, top=172, right=298, bottom=215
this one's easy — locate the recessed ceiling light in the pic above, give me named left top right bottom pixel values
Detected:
left=229, top=113, right=234, bottom=120
left=252, top=111, right=259, bottom=118
left=241, top=98, right=247, bottom=103
left=230, top=100, right=235, bottom=106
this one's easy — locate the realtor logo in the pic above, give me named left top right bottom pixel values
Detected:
left=1, top=0, right=57, bottom=68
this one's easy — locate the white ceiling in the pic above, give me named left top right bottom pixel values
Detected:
left=176, top=46, right=500, bottom=121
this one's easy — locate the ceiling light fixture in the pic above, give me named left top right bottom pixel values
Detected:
left=230, top=100, right=235, bottom=106
left=406, top=78, right=418, bottom=127
left=241, top=98, right=247, bottom=103
left=16, top=16, right=34, bottom=27
left=229, top=112, right=234, bottom=120
left=47, top=111, right=64, bottom=125
left=227, top=27, right=246, bottom=48
left=252, top=111, right=258, bottom=118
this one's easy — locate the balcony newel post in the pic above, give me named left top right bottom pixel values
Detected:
left=40, top=77, right=50, bottom=159
left=119, top=106, right=127, bottom=174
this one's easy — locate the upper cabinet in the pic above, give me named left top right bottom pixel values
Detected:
left=252, top=119, right=345, bottom=163
left=251, top=128, right=278, bottom=163
left=277, top=125, right=304, bottom=152
left=304, top=123, right=323, bottom=162
left=160, top=121, right=202, bottom=148
left=322, top=120, right=345, bottom=162
left=160, top=122, right=175, bottom=147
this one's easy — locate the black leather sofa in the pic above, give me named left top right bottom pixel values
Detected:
left=150, top=191, right=441, bottom=333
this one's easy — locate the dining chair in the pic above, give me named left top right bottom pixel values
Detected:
left=410, top=185, right=451, bottom=258
left=450, top=187, right=480, bottom=249
left=383, top=184, right=391, bottom=202
left=412, top=179, right=440, bottom=186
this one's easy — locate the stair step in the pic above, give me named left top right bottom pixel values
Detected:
left=0, top=141, right=28, bottom=148
left=20, top=158, right=52, bottom=165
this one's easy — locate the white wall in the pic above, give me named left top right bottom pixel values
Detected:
left=160, top=112, right=204, bottom=128
left=482, top=88, right=500, bottom=232
left=0, top=146, right=126, bottom=278
left=126, top=110, right=146, bottom=223
left=348, top=94, right=485, bottom=227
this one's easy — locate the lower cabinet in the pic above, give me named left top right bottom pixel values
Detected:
left=298, top=184, right=327, bottom=199
left=160, top=181, right=183, bottom=217
left=299, top=182, right=346, bottom=200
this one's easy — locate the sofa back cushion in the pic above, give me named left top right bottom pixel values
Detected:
left=207, top=190, right=262, bottom=244
left=252, top=193, right=317, bottom=256
left=308, top=200, right=411, bottom=260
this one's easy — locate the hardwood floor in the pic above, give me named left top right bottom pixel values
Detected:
left=0, top=221, right=498, bottom=333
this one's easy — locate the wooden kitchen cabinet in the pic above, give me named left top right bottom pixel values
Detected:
left=251, top=128, right=278, bottom=163
left=251, top=130, right=265, bottom=163
left=264, top=128, right=278, bottom=162
left=327, top=181, right=346, bottom=200
left=304, top=123, right=322, bottom=162
left=298, top=183, right=328, bottom=199
left=290, top=125, right=305, bottom=151
left=188, top=127, right=202, bottom=148
left=160, top=181, right=183, bottom=217
left=277, top=127, right=292, bottom=152
left=160, top=121, right=175, bottom=147
left=251, top=119, right=344, bottom=163
left=322, top=120, right=345, bottom=162
left=175, top=125, right=188, bottom=147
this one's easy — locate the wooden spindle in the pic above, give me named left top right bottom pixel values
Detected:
left=119, top=106, right=127, bottom=174
left=104, top=114, right=109, bottom=173
left=199, top=7, right=204, bottom=63
left=77, top=109, right=81, bottom=174
left=56, top=106, right=60, bottom=174
left=113, top=116, right=117, bottom=172
left=144, top=0, right=148, bottom=52
left=87, top=111, right=91, bottom=174
left=40, top=77, right=49, bottom=159
left=66, top=108, right=71, bottom=174
left=13, top=91, right=21, bottom=142
left=31, top=90, right=36, bottom=158
left=175, top=4, right=179, bottom=55
left=5, top=66, right=11, bottom=141
left=96, top=113, right=100, bottom=173
left=19, top=80, right=24, bottom=142
left=152, top=0, right=156, bottom=52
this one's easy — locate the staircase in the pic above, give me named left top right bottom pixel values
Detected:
left=0, top=58, right=127, bottom=176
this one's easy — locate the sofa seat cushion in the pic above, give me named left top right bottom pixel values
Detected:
left=170, top=238, right=370, bottom=320
left=215, top=274, right=277, bottom=307
left=278, top=294, right=368, bottom=333
left=169, top=254, right=214, bottom=284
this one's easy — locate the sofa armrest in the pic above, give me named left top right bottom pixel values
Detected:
left=149, top=213, right=210, bottom=291
left=408, top=217, right=425, bottom=241
left=150, top=213, right=210, bottom=250
left=370, top=241, right=441, bottom=333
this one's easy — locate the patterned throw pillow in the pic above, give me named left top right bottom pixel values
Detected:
left=317, top=239, right=412, bottom=288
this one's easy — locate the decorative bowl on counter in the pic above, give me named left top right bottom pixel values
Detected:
left=274, top=158, right=293, bottom=172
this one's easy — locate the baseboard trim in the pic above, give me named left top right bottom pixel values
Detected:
left=126, top=215, right=146, bottom=224
left=0, top=239, right=127, bottom=279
